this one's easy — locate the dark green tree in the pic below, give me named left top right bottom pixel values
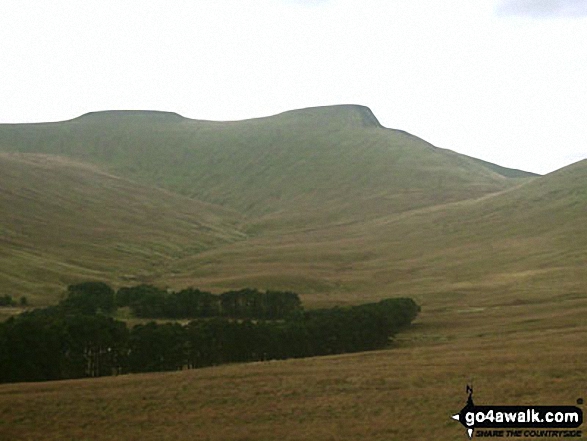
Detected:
left=61, top=282, right=115, bottom=315
left=0, top=295, right=16, bottom=306
left=128, top=322, right=186, bottom=372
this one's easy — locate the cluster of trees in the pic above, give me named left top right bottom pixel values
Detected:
left=0, top=307, right=127, bottom=382
left=79, top=283, right=303, bottom=319
left=49, top=282, right=301, bottom=320
left=0, top=282, right=420, bottom=383
left=60, top=282, right=115, bottom=315
left=130, top=297, right=420, bottom=372
left=0, top=294, right=28, bottom=307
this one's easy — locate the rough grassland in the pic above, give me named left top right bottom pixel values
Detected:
left=0, top=295, right=585, bottom=440
left=0, top=153, right=244, bottom=303
left=0, top=107, right=584, bottom=440
left=166, top=161, right=586, bottom=309
left=0, top=106, right=538, bottom=302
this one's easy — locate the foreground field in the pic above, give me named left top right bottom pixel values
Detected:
left=1, top=289, right=585, bottom=441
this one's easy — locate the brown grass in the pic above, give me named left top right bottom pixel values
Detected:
left=0, top=125, right=584, bottom=440
left=1, top=292, right=585, bottom=441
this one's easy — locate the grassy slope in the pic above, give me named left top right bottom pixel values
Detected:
left=1, top=107, right=585, bottom=441
left=1, top=162, right=584, bottom=441
left=172, top=160, right=585, bottom=307
left=0, top=104, right=537, bottom=301
left=0, top=105, right=534, bottom=233
left=0, top=153, right=244, bottom=304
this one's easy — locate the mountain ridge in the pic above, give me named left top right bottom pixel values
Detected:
left=0, top=105, right=536, bottom=226
left=0, top=104, right=557, bottom=302
left=19, top=104, right=384, bottom=128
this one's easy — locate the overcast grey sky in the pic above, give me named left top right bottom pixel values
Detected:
left=1, top=0, right=586, bottom=174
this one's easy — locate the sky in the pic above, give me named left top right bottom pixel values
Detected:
left=1, top=0, right=586, bottom=174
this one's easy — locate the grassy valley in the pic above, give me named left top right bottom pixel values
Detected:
left=165, top=160, right=585, bottom=310
left=0, top=105, right=584, bottom=440
left=0, top=105, right=539, bottom=302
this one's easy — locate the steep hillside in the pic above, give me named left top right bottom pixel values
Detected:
left=0, top=105, right=535, bottom=232
left=0, top=153, right=244, bottom=304
left=363, top=158, right=587, bottom=304
left=167, top=160, right=585, bottom=305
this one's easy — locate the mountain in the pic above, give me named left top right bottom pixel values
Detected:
left=0, top=104, right=543, bottom=301
left=0, top=106, right=584, bottom=441
left=0, top=105, right=535, bottom=234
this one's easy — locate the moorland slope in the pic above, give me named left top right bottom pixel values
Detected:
left=166, top=160, right=586, bottom=306
left=0, top=105, right=535, bottom=233
left=0, top=105, right=539, bottom=301
left=0, top=106, right=585, bottom=441
left=0, top=153, right=243, bottom=303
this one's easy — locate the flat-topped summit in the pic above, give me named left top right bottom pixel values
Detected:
left=271, top=104, right=383, bottom=129
left=74, top=110, right=185, bottom=122
left=71, top=105, right=382, bottom=128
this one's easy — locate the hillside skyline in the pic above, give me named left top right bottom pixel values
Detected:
left=2, top=1, right=587, bottom=174
left=4, top=102, right=584, bottom=177
left=1, top=102, right=585, bottom=440
left=1, top=103, right=581, bottom=305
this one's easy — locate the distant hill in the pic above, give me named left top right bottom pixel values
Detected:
left=0, top=105, right=535, bottom=233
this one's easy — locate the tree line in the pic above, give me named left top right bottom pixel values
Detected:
left=70, top=282, right=303, bottom=319
left=0, top=282, right=420, bottom=383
